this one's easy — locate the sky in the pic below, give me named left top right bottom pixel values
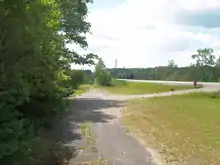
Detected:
left=71, top=0, right=220, bottom=69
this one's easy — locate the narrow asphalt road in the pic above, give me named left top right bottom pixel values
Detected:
left=55, top=87, right=220, bottom=165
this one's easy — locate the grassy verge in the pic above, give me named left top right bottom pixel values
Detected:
left=101, top=79, right=201, bottom=95
left=122, top=91, right=220, bottom=165
left=72, top=84, right=91, bottom=97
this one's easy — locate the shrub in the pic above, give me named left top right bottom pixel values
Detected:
left=94, top=58, right=112, bottom=86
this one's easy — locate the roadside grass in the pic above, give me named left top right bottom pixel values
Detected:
left=122, top=91, right=220, bottom=165
left=101, top=79, right=201, bottom=95
left=72, top=84, right=91, bottom=97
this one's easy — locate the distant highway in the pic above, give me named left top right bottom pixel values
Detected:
left=118, top=79, right=220, bottom=89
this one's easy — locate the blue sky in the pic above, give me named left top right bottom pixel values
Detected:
left=71, top=0, right=220, bottom=69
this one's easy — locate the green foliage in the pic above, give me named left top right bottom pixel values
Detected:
left=67, top=69, right=92, bottom=88
left=94, top=58, right=112, bottom=86
left=168, top=60, right=178, bottom=67
left=191, top=48, right=219, bottom=81
left=82, top=70, right=93, bottom=84
left=69, top=70, right=85, bottom=89
left=192, top=48, right=216, bottom=67
left=215, top=56, right=220, bottom=67
left=0, top=0, right=96, bottom=164
left=111, top=66, right=220, bottom=82
left=111, top=48, right=220, bottom=82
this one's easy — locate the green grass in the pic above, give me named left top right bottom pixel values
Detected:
left=72, top=84, right=91, bottom=97
left=101, top=79, right=201, bottom=95
left=122, top=91, right=220, bottom=165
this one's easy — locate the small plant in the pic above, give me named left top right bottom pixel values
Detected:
left=78, top=122, right=107, bottom=165
left=80, top=121, right=97, bottom=152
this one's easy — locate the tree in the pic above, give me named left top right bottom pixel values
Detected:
left=168, top=60, right=177, bottom=67
left=191, top=48, right=217, bottom=81
left=215, top=56, right=220, bottom=67
left=0, top=0, right=97, bottom=164
left=94, top=58, right=112, bottom=86
left=192, top=48, right=216, bottom=67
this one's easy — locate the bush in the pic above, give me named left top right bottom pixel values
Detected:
left=69, top=70, right=85, bottom=89
left=95, top=68, right=112, bottom=86
left=94, top=58, right=112, bottom=86
left=0, top=0, right=95, bottom=164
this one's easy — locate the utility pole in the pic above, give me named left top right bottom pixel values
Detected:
left=113, top=59, right=118, bottom=78
left=115, top=59, right=118, bottom=68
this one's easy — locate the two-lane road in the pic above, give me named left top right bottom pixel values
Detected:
left=118, top=79, right=220, bottom=89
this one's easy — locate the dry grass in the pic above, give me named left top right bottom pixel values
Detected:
left=122, top=91, right=220, bottom=165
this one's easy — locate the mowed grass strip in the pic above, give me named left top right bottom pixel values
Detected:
left=102, top=80, right=200, bottom=95
left=122, top=91, right=220, bottom=165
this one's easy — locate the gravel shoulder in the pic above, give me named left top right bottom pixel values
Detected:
left=55, top=87, right=220, bottom=165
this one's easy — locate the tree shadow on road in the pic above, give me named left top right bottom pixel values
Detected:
left=44, top=97, right=126, bottom=164
left=43, top=112, right=82, bottom=165
left=68, top=98, right=126, bottom=123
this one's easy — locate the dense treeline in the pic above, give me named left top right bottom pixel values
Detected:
left=0, top=0, right=96, bottom=165
left=111, top=48, right=220, bottom=82
left=110, top=66, right=220, bottom=82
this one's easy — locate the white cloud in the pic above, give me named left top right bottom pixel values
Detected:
left=71, top=0, right=220, bottom=69
left=178, top=0, right=220, bottom=10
